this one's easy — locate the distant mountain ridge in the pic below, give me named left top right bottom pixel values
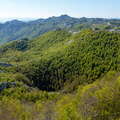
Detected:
left=0, top=15, right=120, bottom=44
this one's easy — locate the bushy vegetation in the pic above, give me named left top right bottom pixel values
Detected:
left=0, top=29, right=120, bottom=119
left=0, top=30, right=120, bottom=91
left=0, top=71, right=120, bottom=120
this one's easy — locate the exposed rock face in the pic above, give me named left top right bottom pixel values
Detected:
left=0, top=62, right=13, bottom=67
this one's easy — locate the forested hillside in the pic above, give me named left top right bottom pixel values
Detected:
left=0, top=29, right=120, bottom=119
left=0, top=29, right=120, bottom=90
left=0, top=15, right=120, bottom=44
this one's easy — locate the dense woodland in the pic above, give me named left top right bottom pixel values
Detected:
left=0, top=26, right=120, bottom=119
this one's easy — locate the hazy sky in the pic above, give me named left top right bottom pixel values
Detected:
left=0, top=0, right=119, bottom=19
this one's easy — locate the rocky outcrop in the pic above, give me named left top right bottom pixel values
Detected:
left=0, top=82, right=16, bottom=91
left=0, top=62, right=13, bottom=67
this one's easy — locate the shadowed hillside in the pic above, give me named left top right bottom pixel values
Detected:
left=0, top=30, right=120, bottom=91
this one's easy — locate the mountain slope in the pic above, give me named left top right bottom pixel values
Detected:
left=0, top=15, right=120, bottom=44
left=0, top=30, right=120, bottom=91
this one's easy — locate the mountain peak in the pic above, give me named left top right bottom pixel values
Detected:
left=60, top=14, right=71, bottom=18
left=5, top=20, right=24, bottom=24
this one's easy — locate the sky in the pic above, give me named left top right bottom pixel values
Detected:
left=0, top=0, right=119, bottom=21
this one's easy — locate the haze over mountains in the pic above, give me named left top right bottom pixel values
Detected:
left=0, top=18, right=36, bottom=23
left=0, top=15, right=120, bottom=44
